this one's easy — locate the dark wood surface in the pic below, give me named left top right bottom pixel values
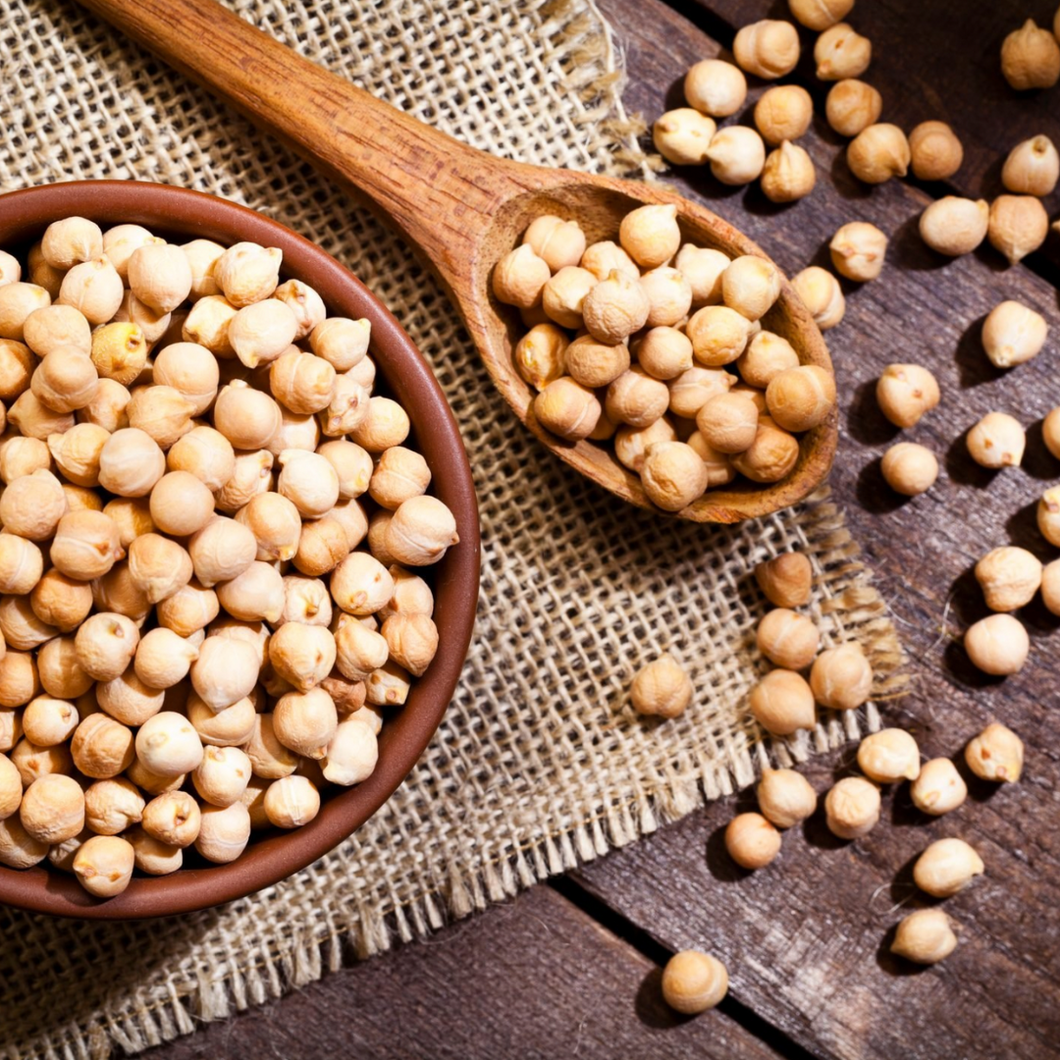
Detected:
left=144, top=1, right=1060, bottom=1057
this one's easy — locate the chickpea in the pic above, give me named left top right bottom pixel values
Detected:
left=22, top=694, right=79, bottom=747
left=71, top=834, right=134, bottom=897
left=965, top=722, right=1023, bottom=783
left=705, top=126, right=766, bottom=186
left=78, top=378, right=131, bottom=433
left=182, top=294, right=236, bottom=356
left=755, top=552, right=812, bottom=609
left=191, top=745, right=252, bottom=809
left=0, top=339, right=36, bottom=401
left=141, top=790, right=201, bottom=848
left=736, top=331, right=798, bottom=390
left=347, top=396, right=410, bottom=453
left=0, top=813, right=49, bottom=868
left=126, top=533, right=192, bottom=604
left=11, top=735, right=74, bottom=786
left=1039, top=486, right=1060, bottom=547
left=29, top=570, right=92, bottom=633
left=131, top=627, right=199, bottom=691
left=267, top=348, right=337, bottom=416
left=187, top=691, right=256, bottom=748
left=151, top=341, right=219, bottom=415
left=684, top=58, right=746, bottom=118
left=269, top=623, right=336, bottom=693
left=725, top=812, right=782, bottom=870
left=564, top=335, right=630, bottom=390
left=0, top=434, right=51, bottom=483
left=1001, top=19, right=1060, bottom=91
left=988, top=194, right=1049, bottom=266
left=606, top=367, right=670, bottom=429
left=0, top=752, right=20, bottom=819
left=273, top=686, right=338, bottom=760
left=334, top=615, right=389, bottom=682
left=235, top=492, right=302, bottom=563
left=686, top=306, right=752, bottom=367
left=891, top=908, right=957, bottom=966
left=857, top=727, right=920, bottom=783
left=730, top=418, right=799, bottom=483
left=0, top=468, right=66, bottom=541
left=875, top=364, right=939, bottom=428
left=58, top=258, right=124, bottom=326
left=0, top=250, right=19, bottom=288
left=102, top=225, right=162, bottom=281
left=824, top=776, right=880, bottom=839
left=31, top=347, right=99, bottom=414
left=695, top=392, right=759, bottom=454
left=815, top=22, right=871, bottom=81
left=1002, top=135, right=1059, bottom=197
left=966, top=411, right=1024, bottom=469
left=260, top=774, right=319, bottom=829
left=749, top=669, right=815, bottom=734
left=825, top=78, right=882, bottom=138
left=1042, top=557, right=1060, bottom=614
left=612, top=418, right=676, bottom=474
left=379, top=612, right=439, bottom=678
left=214, top=380, right=282, bottom=450
left=634, top=328, right=693, bottom=382
left=215, top=560, right=285, bottom=624
left=46, top=423, right=108, bottom=487
left=18, top=773, right=84, bottom=845
left=617, top=204, right=680, bottom=269
left=274, top=449, right=340, bottom=518
left=290, top=516, right=346, bottom=577
left=674, top=245, right=729, bottom=308
left=756, top=767, right=817, bottom=829
left=668, top=366, right=734, bottom=420
left=193, top=800, right=251, bottom=864
left=756, top=608, right=820, bottom=671
left=27, top=244, right=63, bottom=301
left=309, top=317, right=370, bottom=373
left=754, top=85, right=813, bottom=146
left=981, top=300, right=1047, bottom=369
left=640, top=440, right=708, bottom=511
left=0, top=651, right=41, bottom=708
left=8, top=390, right=75, bottom=439
left=83, top=777, right=145, bottom=836
left=156, top=579, right=220, bottom=637
left=125, top=242, right=192, bottom=315
left=23, top=304, right=91, bottom=358
left=165, top=426, right=235, bottom=492
left=492, top=245, right=551, bottom=310
left=314, top=440, right=371, bottom=502
left=913, top=838, right=984, bottom=899
left=0, top=283, right=52, bottom=343
left=908, top=120, right=964, bottom=182
left=70, top=713, right=134, bottom=779
left=975, top=546, right=1041, bottom=612
left=761, top=141, right=817, bottom=203
left=127, top=826, right=182, bottom=875
left=326, top=498, right=369, bottom=553
left=74, top=612, right=139, bottom=683
left=919, top=197, right=990, bottom=257
left=513, top=323, right=569, bottom=392
left=272, top=278, right=326, bottom=341
left=214, top=449, right=274, bottom=513
left=733, top=20, right=800, bottom=79
left=964, top=613, right=1029, bottom=676
left=89, top=321, right=147, bottom=387
left=126, top=385, right=195, bottom=450
left=910, top=757, right=967, bottom=816
left=881, top=442, right=938, bottom=496
left=652, top=108, right=716, bottom=166
left=97, top=427, right=166, bottom=497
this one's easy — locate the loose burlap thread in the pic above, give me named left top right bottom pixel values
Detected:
left=0, top=1, right=905, bottom=1056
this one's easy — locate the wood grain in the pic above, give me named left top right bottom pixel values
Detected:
left=576, top=2, right=1060, bottom=1059
left=141, top=886, right=780, bottom=1060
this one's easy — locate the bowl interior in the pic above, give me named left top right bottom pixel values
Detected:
left=468, top=177, right=837, bottom=523
left=0, top=181, right=480, bottom=919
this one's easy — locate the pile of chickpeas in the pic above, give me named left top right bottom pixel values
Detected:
left=491, top=206, right=836, bottom=513
left=633, top=549, right=1026, bottom=1005
left=0, top=216, right=459, bottom=898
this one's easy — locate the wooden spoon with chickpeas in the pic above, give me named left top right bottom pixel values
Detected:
left=79, top=0, right=836, bottom=522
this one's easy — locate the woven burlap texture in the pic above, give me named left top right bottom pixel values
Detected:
left=0, top=0, right=905, bottom=1056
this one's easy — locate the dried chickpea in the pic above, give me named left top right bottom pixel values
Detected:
left=789, top=0, right=853, bottom=30
left=809, top=643, right=872, bottom=710
left=0, top=434, right=51, bottom=483
left=988, top=194, right=1048, bottom=266
left=914, top=838, right=984, bottom=898
left=755, top=552, right=812, bottom=608
left=725, top=812, right=781, bottom=869
left=892, top=908, right=957, bottom=965
left=733, top=19, right=800, bottom=79
left=675, top=245, right=729, bottom=307
left=791, top=267, right=845, bottom=332
left=127, top=242, right=193, bottom=314
left=964, top=613, right=1029, bottom=675
left=0, top=468, right=65, bottom=541
left=165, top=426, right=235, bottom=492
left=23, top=304, right=91, bottom=358
left=695, top=392, right=759, bottom=453
left=606, top=367, right=670, bottom=429
left=114, top=289, right=171, bottom=344
left=79, top=378, right=131, bottom=433
left=20, top=773, right=85, bottom=844
left=331, top=551, right=394, bottom=615
left=126, top=385, right=195, bottom=449
left=756, top=609, right=820, bottom=670
left=214, top=449, right=273, bottom=513
left=687, top=306, right=752, bottom=366
left=73, top=834, right=135, bottom=897
left=684, top=58, right=746, bottom=118
left=513, top=323, right=569, bottom=391
left=127, top=826, right=182, bottom=876
left=909, top=121, right=964, bottom=181
left=322, top=715, right=378, bottom=786
left=565, top=335, right=630, bottom=390
left=815, top=22, right=871, bottom=80
left=966, top=412, right=1024, bottom=469
left=847, top=124, right=909, bottom=184
left=540, top=266, right=595, bottom=330
left=668, top=366, right=733, bottom=419
left=640, top=267, right=693, bottom=329
left=581, top=270, right=650, bottom=346
left=761, top=141, right=817, bottom=203
left=1001, top=19, right=1060, bottom=90
left=328, top=498, right=370, bottom=552
left=275, top=449, right=340, bottom=518
left=975, top=546, right=1041, bottom=612
left=135, top=711, right=203, bottom=778
left=1042, top=558, right=1060, bottom=614
left=619, top=204, right=681, bottom=269
left=824, top=776, right=880, bottom=839
left=0, top=651, right=41, bottom=708
left=22, top=694, right=78, bottom=747
left=213, top=380, right=282, bottom=449
left=857, top=727, right=920, bottom=783
left=46, top=423, right=108, bottom=487
left=380, top=613, right=439, bottom=677
left=83, top=777, right=145, bottom=835
left=29, top=570, right=92, bottom=632
left=270, top=623, right=337, bottom=692
left=910, top=757, right=967, bottom=816
left=0, top=752, right=20, bottom=819
left=215, top=560, right=285, bottom=624
left=58, top=259, right=124, bottom=325
left=1039, top=486, right=1060, bottom=546
left=134, top=627, right=200, bottom=690
left=310, top=317, right=370, bottom=372
left=236, top=492, right=302, bottom=563
left=830, top=222, right=887, bottom=282
left=141, top=790, right=200, bottom=848
left=730, top=418, right=799, bottom=483
left=919, top=196, right=989, bottom=256
left=756, top=767, right=817, bottom=829
left=522, top=216, right=587, bottom=272
left=89, top=322, right=147, bottom=386
left=983, top=300, right=1048, bottom=370
left=70, top=713, right=134, bottom=779
left=273, top=279, right=325, bottom=341
left=875, top=364, right=939, bottom=428
left=0, top=339, right=36, bottom=401
left=195, top=801, right=251, bottom=863
left=0, top=814, right=49, bottom=868
left=347, top=396, right=410, bottom=452
left=182, top=294, right=236, bottom=356
left=640, top=440, right=708, bottom=511
left=366, top=660, right=412, bottom=706
left=149, top=470, right=216, bottom=537
left=156, top=579, right=220, bottom=638
left=42, top=217, right=103, bottom=270
left=881, top=442, right=938, bottom=496
left=652, top=108, right=716, bottom=166
left=10, top=736, right=73, bottom=786
left=965, top=722, right=1023, bottom=783
left=98, top=427, right=165, bottom=497
left=0, top=283, right=51, bottom=343
left=825, top=79, right=882, bottom=137
left=1002, top=135, right=1059, bottom=196
left=533, top=377, right=601, bottom=442
left=765, top=365, right=835, bottom=432
left=152, top=341, right=219, bottom=414
left=754, top=85, right=813, bottom=146
left=127, top=534, right=193, bottom=604
left=27, top=245, right=63, bottom=301
left=334, top=616, right=389, bottom=682
left=294, top=516, right=349, bottom=577
left=187, top=692, right=256, bottom=748
left=52, top=510, right=126, bottom=583
left=8, top=390, right=74, bottom=439
left=614, top=418, right=677, bottom=473
left=31, top=347, right=99, bottom=414
left=705, top=126, right=766, bottom=186
left=193, top=745, right=252, bottom=808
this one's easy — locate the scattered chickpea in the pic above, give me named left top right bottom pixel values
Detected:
left=754, top=85, right=813, bottom=146
left=705, top=126, right=767, bottom=186
left=684, top=58, right=747, bottom=118
left=987, top=194, right=1048, bottom=266
left=964, top=613, right=1029, bottom=676
left=910, top=758, right=967, bottom=816
left=1039, top=485, right=1060, bottom=546
left=726, top=811, right=782, bottom=869
left=630, top=654, right=693, bottom=719
left=733, top=19, right=800, bottom=80
left=815, top=22, right=871, bottom=80
left=824, top=776, right=880, bottom=839
left=919, top=196, right=990, bottom=256
left=652, top=109, right=716, bottom=166
left=891, top=908, right=957, bottom=965
left=1002, top=135, right=1059, bottom=197
left=880, top=442, right=938, bottom=496
left=1043, top=557, right=1060, bottom=615
left=908, top=121, right=963, bottom=181
left=965, top=722, right=1023, bottom=783
left=825, top=79, right=882, bottom=138
left=981, top=300, right=1047, bottom=369
left=829, top=221, right=887, bottom=282
left=966, top=411, right=1024, bottom=469
left=660, top=950, right=729, bottom=1015
left=749, top=669, right=816, bottom=735
left=756, top=608, right=820, bottom=670
left=847, top=124, right=909, bottom=184
left=875, top=363, right=940, bottom=428
left=810, top=643, right=872, bottom=711
left=756, top=767, right=817, bottom=828
left=761, top=141, right=817, bottom=203
left=975, top=546, right=1041, bottom=613
left=914, top=838, right=984, bottom=898
left=857, top=727, right=920, bottom=784
left=755, top=553, right=812, bottom=609
left=1001, top=19, right=1060, bottom=91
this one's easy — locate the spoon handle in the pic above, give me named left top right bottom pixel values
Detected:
left=78, top=0, right=531, bottom=293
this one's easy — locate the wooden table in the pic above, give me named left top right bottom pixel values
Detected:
left=148, top=1, right=1060, bottom=1056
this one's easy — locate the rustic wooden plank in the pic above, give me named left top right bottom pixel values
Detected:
left=141, top=885, right=781, bottom=1060
left=579, top=3, right=1060, bottom=1059
left=678, top=0, right=1060, bottom=211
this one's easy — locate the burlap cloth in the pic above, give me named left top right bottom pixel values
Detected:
left=0, top=1, right=905, bottom=1056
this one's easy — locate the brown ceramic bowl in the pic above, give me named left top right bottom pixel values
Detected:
left=0, top=181, right=480, bottom=919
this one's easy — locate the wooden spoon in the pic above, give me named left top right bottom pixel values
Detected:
left=79, top=0, right=836, bottom=522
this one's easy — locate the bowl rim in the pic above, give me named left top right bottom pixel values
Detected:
left=0, top=180, right=480, bottom=919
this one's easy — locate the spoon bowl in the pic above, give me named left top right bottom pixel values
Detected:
left=81, top=0, right=837, bottom=522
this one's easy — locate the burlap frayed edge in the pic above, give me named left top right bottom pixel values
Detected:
left=18, top=488, right=907, bottom=1060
